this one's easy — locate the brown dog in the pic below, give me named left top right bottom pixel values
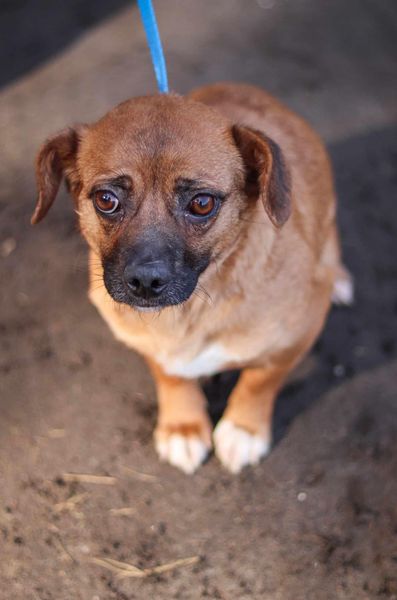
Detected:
left=32, top=83, right=353, bottom=473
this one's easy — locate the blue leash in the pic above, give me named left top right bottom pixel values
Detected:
left=137, top=0, right=169, bottom=93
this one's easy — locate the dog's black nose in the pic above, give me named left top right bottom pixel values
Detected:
left=124, top=260, right=171, bottom=299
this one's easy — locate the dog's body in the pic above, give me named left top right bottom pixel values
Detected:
left=33, top=83, right=352, bottom=473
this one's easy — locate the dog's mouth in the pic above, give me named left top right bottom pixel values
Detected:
left=123, top=286, right=195, bottom=311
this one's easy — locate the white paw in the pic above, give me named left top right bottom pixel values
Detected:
left=213, top=419, right=270, bottom=474
left=155, top=433, right=210, bottom=474
left=332, top=270, right=354, bottom=306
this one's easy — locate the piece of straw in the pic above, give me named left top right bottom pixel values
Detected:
left=62, top=473, right=117, bottom=485
left=90, top=555, right=200, bottom=579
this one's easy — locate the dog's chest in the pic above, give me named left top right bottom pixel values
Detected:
left=155, top=343, right=236, bottom=378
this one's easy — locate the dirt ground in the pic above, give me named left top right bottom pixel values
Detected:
left=1, top=1, right=396, bottom=599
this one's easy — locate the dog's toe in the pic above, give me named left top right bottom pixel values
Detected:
left=332, top=266, right=354, bottom=306
left=213, top=419, right=270, bottom=474
left=155, top=432, right=210, bottom=474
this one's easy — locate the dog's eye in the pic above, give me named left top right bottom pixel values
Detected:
left=94, top=190, right=119, bottom=214
left=188, top=194, right=216, bottom=217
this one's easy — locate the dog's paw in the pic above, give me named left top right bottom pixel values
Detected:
left=332, top=267, right=354, bottom=306
left=154, top=423, right=212, bottom=474
left=213, top=419, right=270, bottom=474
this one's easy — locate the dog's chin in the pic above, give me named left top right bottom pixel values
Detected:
left=133, top=305, right=163, bottom=313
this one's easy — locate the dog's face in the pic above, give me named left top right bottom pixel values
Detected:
left=32, top=94, right=290, bottom=310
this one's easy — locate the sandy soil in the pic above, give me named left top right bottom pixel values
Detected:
left=0, top=1, right=396, bottom=598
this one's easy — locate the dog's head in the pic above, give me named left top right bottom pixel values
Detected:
left=32, top=94, right=290, bottom=311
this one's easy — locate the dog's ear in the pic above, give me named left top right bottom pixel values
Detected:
left=31, top=126, right=86, bottom=224
left=232, top=125, right=291, bottom=227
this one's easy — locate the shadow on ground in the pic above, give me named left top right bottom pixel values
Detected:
left=0, top=0, right=130, bottom=88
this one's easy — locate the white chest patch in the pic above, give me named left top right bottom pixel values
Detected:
left=157, top=343, right=237, bottom=379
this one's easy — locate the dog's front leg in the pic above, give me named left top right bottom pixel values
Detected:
left=214, top=364, right=290, bottom=473
left=148, top=360, right=212, bottom=474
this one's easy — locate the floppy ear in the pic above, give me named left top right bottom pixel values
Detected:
left=31, top=126, right=85, bottom=224
left=232, top=125, right=291, bottom=227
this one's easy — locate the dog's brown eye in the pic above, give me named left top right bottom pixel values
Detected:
left=188, top=194, right=216, bottom=217
left=94, top=190, right=119, bottom=214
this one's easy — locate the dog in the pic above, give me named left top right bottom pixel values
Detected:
left=32, top=82, right=353, bottom=474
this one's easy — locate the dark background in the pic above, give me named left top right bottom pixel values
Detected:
left=0, top=1, right=396, bottom=599
left=1, top=0, right=129, bottom=87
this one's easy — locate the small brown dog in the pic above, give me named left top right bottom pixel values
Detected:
left=32, top=83, right=352, bottom=473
